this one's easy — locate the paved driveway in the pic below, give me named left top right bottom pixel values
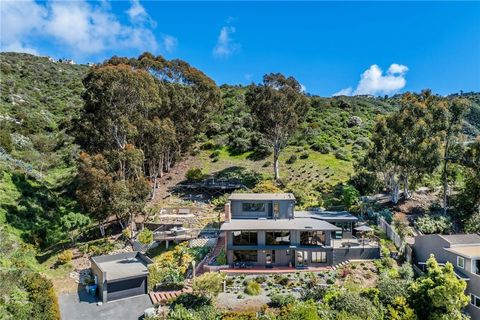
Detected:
left=59, top=290, right=152, bottom=320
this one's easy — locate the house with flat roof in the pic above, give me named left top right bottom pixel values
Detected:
left=91, top=252, right=153, bottom=302
left=220, top=193, right=380, bottom=269
left=413, top=233, right=480, bottom=319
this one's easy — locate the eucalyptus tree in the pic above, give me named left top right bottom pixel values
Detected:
left=246, top=73, right=309, bottom=181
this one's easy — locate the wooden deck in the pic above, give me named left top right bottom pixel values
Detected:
left=221, top=266, right=333, bottom=274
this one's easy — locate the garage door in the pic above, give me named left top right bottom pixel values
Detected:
left=107, top=277, right=146, bottom=301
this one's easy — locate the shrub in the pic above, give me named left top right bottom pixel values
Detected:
left=57, top=249, right=73, bottom=264
left=269, top=294, right=296, bottom=307
left=210, top=149, right=221, bottom=158
left=415, top=215, right=452, bottom=234
left=334, top=149, right=351, bottom=161
left=21, top=273, right=60, bottom=320
left=274, top=275, right=290, bottom=286
left=312, top=142, right=332, bottom=154
left=215, top=249, right=227, bottom=265
left=244, top=280, right=261, bottom=296
left=398, top=263, right=414, bottom=281
left=301, top=286, right=327, bottom=301
left=263, top=161, right=271, bottom=167
left=137, top=229, right=153, bottom=245
left=193, top=272, right=225, bottom=298
left=377, top=275, right=409, bottom=306
left=122, top=228, right=132, bottom=239
left=254, top=276, right=267, bottom=284
left=170, top=293, right=211, bottom=310
left=300, top=151, right=309, bottom=159
left=186, top=168, right=204, bottom=181
left=252, top=180, right=282, bottom=193
left=286, top=154, right=297, bottom=164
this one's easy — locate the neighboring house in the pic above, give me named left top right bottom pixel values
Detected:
left=220, top=193, right=380, bottom=268
left=91, top=252, right=153, bottom=303
left=413, top=234, right=480, bottom=319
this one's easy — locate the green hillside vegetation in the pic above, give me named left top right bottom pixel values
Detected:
left=0, top=52, right=479, bottom=319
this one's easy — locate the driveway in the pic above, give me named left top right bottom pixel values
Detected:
left=59, top=290, right=153, bottom=320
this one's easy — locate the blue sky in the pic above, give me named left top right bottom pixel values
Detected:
left=1, top=1, right=479, bottom=96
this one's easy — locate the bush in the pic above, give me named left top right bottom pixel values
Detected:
left=244, top=280, right=261, bottom=296
left=301, top=286, right=327, bottom=301
left=210, top=149, right=221, bottom=159
left=377, top=275, right=409, bottom=306
left=300, top=151, right=309, bottom=159
left=170, top=293, right=211, bottom=310
left=415, top=215, right=452, bottom=234
left=398, top=263, right=414, bottom=281
left=193, top=272, right=225, bottom=298
left=137, top=229, right=153, bottom=244
left=269, top=294, right=296, bottom=307
left=57, top=249, right=73, bottom=264
left=312, top=142, right=332, bottom=154
left=274, top=275, right=290, bottom=286
left=122, top=228, right=132, bottom=239
left=215, top=249, right=227, bottom=265
left=254, top=276, right=267, bottom=284
left=186, top=168, right=205, bottom=181
left=21, top=273, right=60, bottom=320
left=334, top=149, right=351, bottom=161
left=286, top=154, right=297, bottom=164
left=263, top=161, right=271, bottom=167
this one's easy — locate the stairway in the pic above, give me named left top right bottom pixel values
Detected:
left=149, top=279, right=193, bottom=305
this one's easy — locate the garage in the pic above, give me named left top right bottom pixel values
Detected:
left=91, top=252, right=153, bottom=303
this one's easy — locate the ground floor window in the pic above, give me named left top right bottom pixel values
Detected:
left=233, top=250, right=258, bottom=263
left=311, top=251, right=327, bottom=263
left=297, top=251, right=308, bottom=266
left=471, top=294, right=480, bottom=309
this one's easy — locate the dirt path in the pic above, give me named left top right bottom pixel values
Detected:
left=148, top=155, right=199, bottom=206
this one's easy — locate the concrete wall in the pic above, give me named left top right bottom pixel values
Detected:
left=332, top=247, right=380, bottom=264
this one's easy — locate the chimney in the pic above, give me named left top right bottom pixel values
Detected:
left=224, top=202, right=231, bottom=222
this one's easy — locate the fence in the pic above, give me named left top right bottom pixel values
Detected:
left=377, top=216, right=403, bottom=248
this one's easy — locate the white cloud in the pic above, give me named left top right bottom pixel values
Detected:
left=213, top=26, right=239, bottom=58
left=300, top=84, right=307, bottom=93
left=332, top=87, right=353, bottom=96
left=162, top=35, right=178, bottom=53
left=333, top=64, right=409, bottom=96
left=0, top=0, right=46, bottom=52
left=1, top=0, right=161, bottom=57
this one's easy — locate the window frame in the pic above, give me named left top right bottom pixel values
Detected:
left=265, top=231, right=291, bottom=246
left=232, top=231, right=258, bottom=246
left=471, top=293, right=480, bottom=309
left=242, top=202, right=265, bottom=212
left=311, top=251, right=327, bottom=263
left=457, top=256, right=465, bottom=269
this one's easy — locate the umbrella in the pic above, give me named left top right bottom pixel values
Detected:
left=354, top=225, right=373, bottom=232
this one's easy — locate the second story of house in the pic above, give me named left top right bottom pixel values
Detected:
left=413, top=234, right=480, bottom=278
left=227, top=193, right=296, bottom=219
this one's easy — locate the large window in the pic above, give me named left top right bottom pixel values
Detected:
left=242, top=202, right=265, bottom=212
left=300, top=231, right=326, bottom=246
left=233, top=250, right=258, bottom=263
left=312, top=252, right=327, bottom=263
left=457, top=256, right=465, bottom=269
left=232, top=231, right=258, bottom=246
left=335, top=222, right=352, bottom=232
left=265, top=231, right=290, bottom=246
left=471, top=294, right=480, bottom=309
left=473, top=259, right=479, bottom=275
left=266, top=231, right=291, bottom=245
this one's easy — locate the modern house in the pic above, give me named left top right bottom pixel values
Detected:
left=413, top=234, right=480, bottom=319
left=220, top=193, right=380, bottom=268
left=91, top=252, right=153, bottom=302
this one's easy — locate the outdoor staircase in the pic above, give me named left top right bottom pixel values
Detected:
left=149, top=279, right=193, bottom=305
left=332, top=260, right=350, bottom=271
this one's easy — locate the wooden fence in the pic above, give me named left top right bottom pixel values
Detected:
left=377, top=216, right=413, bottom=262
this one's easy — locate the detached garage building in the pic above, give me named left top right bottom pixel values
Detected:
left=91, top=252, right=153, bottom=303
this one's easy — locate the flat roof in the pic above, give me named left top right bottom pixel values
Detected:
left=228, top=193, right=295, bottom=201
left=444, top=246, right=480, bottom=259
left=91, top=252, right=153, bottom=281
left=295, top=210, right=358, bottom=222
left=439, top=234, right=480, bottom=246
left=220, top=217, right=341, bottom=231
